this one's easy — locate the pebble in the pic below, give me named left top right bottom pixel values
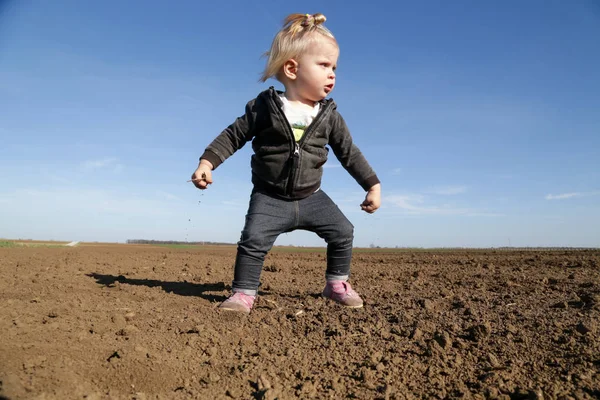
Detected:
left=82, top=393, right=102, bottom=400
left=370, top=351, right=383, bottom=364
left=468, top=322, right=492, bottom=341
left=111, top=314, right=126, bottom=327
left=257, top=374, right=271, bottom=391
left=488, top=353, right=501, bottom=368
left=226, top=388, right=241, bottom=398
left=433, top=331, right=452, bottom=350
left=206, top=346, right=217, bottom=356
left=411, top=328, right=423, bottom=340
left=422, top=299, right=435, bottom=311
left=553, top=301, right=568, bottom=309
left=116, top=325, right=139, bottom=337
left=576, top=321, right=596, bottom=335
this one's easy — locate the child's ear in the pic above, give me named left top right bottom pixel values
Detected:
left=282, top=59, right=298, bottom=80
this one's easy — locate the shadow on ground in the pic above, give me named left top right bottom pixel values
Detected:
left=87, top=273, right=227, bottom=302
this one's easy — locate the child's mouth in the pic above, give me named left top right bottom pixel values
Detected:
left=325, top=84, right=334, bottom=93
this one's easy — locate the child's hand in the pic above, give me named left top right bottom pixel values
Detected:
left=190, top=159, right=214, bottom=190
left=360, top=184, right=381, bottom=214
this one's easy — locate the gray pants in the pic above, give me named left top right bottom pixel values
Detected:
left=232, top=189, right=354, bottom=294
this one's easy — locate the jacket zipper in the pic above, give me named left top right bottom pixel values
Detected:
left=297, top=103, right=330, bottom=149
left=270, top=93, right=331, bottom=197
left=286, top=142, right=300, bottom=194
left=269, top=99, right=299, bottom=197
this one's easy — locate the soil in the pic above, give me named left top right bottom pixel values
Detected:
left=0, top=245, right=599, bottom=399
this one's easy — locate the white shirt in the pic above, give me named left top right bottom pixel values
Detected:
left=279, top=94, right=320, bottom=142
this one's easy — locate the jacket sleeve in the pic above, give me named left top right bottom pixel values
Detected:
left=200, top=99, right=258, bottom=169
left=329, top=110, right=380, bottom=191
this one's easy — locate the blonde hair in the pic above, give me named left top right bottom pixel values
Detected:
left=260, top=13, right=337, bottom=82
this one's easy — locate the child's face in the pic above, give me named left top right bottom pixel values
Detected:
left=287, top=38, right=339, bottom=104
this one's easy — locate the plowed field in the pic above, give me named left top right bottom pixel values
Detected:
left=1, top=245, right=599, bottom=399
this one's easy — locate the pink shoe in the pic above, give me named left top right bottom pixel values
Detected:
left=322, top=281, right=364, bottom=308
left=219, top=292, right=255, bottom=314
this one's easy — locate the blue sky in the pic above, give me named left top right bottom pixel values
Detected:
left=1, top=0, right=599, bottom=248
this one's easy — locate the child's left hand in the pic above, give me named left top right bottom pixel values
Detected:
left=361, top=184, right=381, bottom=214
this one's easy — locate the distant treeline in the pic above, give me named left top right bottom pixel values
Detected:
left=126, top=239, right=234, bottom=246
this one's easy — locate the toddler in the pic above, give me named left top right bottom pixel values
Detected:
left=191, top=13, right=381, bottom=313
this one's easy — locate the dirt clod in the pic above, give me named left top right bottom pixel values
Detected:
left=467, top=322, right=492, bottom=342
left=226, top=388, right=241, bottom=398
left=410, top=327, right=423, bottom=340
left=576, top=321, right=596, bottom=335
left=421, top=299, right=436, bottom=311
left=433, top=330, right=452, bottom=350
left=488, top=353, right=501, bottom=368
left=256, top=375, right=271, bottom=391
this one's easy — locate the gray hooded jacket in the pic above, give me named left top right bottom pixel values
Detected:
left=201, top=87, right=380, bottom=200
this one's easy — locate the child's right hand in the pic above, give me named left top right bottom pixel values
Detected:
left=190, top=160, right=214, bottom=190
